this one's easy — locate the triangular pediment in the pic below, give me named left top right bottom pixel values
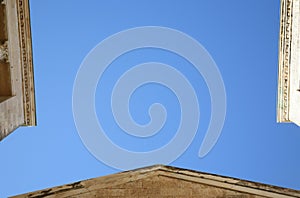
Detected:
left=12, top=165, right=300, bottom=198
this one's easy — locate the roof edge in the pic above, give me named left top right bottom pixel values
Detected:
left=11, top=165, right=300, bottom=198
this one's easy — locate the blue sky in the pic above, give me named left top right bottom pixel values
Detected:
left=1, top=0, right=300, bottom=197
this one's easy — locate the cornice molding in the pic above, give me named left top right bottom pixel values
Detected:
left=0, top=0, right=36, bottom=141
left=277, top=0, right=293, bottom=122
left=17, top=0, right=36, bottom=126
left=277, top=0, right=300, bottom=126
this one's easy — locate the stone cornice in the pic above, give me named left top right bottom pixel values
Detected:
left=277, top=0, right=293, bottom=122
left=17, top=0, right=36, bottom=126
left=277, top=0, right=300, bottom=126
left=0, top=0, right=36, bottom=141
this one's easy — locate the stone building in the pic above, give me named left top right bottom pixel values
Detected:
left=0, top=0, right=36, bottom=141
left=12, top=165, right=300, bottom=198
left=277, top=0, right=300, bottom=126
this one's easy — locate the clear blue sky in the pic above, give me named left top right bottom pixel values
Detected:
left=1, top=0, right=300, bottom=197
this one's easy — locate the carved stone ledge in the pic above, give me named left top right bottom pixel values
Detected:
left=0, top=41, right=8, bottom=62
left=277, top=0, right=300, bottom=126
left=17, top=0, right=36, bottom=126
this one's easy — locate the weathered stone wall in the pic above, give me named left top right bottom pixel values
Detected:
left=70, top=175, right=264, bottom=198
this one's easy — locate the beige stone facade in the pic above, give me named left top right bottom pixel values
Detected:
left=0, top=0, right=36, bottom=141
left=277, top=0, right=300, bottom=126
left=12, top=165, right=300, bottom=198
